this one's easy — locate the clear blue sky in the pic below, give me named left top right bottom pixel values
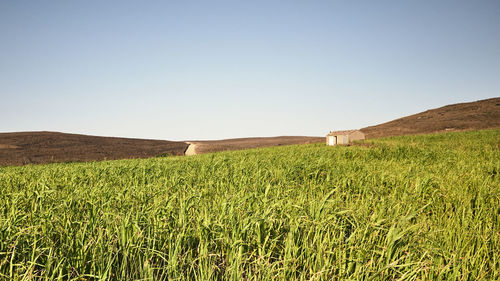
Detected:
left=1, top=0, right=499, bottom=140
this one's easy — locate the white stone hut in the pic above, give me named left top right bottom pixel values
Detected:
left=326, top=130, right=365, bottom=146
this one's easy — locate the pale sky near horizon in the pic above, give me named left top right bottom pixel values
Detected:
left=1, top=0, right=499, bottom=140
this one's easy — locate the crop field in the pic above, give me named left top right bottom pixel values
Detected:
left=0, top=129, right=499, bottom=280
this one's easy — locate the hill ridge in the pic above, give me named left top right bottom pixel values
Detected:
left=1, top=97, right=499, bottom=165
left=361, top=97, right=500, bottom=139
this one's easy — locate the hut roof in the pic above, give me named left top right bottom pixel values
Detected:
left=327, top=130, right=362, bottom=136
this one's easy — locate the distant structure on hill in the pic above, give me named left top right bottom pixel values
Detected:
left=326, top=130, right=365, bottom=146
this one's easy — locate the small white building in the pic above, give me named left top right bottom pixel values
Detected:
left=326, top=130, right=365, bottom=146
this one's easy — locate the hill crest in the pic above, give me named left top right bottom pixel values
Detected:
left=361, top=97, right=500, bottom=139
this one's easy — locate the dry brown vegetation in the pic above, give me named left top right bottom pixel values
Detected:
left=0, top=131, right=188, bottom=166
left=1, top=97, right=498, bottom=166
left=0, top=133, right=323, bottom=166
left=361, top=97, right=500, bottom=139
left=190, top=136, right=324, bottom=154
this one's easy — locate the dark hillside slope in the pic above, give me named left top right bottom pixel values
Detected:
left=0, top=131, right=188, bottom=166
left=361, top=97, right=500, bottom=139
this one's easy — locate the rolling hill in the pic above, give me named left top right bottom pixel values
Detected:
left=361, top=97, right=500, bottom=139
left=0, top=131, right=188, bottom=166
left=1, top=97, right=498, bottom=166
left=0, top=132, right=324, bottom=166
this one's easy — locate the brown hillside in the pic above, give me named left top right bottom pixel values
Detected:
left=0, top=131, right=188, bottom=166
left=190, top=136, right=324, bottom=154
left=361, top=97, right=500, bottom=139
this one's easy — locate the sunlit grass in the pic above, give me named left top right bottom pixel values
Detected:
left=0, top=129, right=499, bottom=280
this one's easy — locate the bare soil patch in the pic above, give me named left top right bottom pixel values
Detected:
left=184, top=142, right=197, bottom=156
left=0, top=144, right=19, bottom=149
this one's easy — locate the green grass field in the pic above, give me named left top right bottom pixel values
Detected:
left=1, top=130, right=499, bottom=280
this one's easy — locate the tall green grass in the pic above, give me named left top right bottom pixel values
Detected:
left=0, top=129, right=499, bottom=280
